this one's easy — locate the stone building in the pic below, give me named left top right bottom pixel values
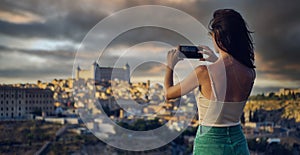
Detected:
left=75, top=62, right=130, bottom=82
left=0, top=85, right=54, bottom=119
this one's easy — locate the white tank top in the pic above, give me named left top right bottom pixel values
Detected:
left=196, top=62, right=255, bottom=127
left=196, top=93, right=247, bottom=127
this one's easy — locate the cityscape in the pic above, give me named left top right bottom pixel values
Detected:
left=1, top=61, right=300, bottom=154
left=1, top=0, right=300, bottom=155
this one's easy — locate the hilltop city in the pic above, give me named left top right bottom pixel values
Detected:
left=0, top=62, right=300, bottom=154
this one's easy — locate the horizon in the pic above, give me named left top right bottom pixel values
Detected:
left=1, top=76, right=298, bottom=96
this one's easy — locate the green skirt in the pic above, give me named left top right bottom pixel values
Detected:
left=193, top=124, right=250, bottom=155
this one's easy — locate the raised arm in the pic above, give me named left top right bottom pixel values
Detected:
left=164, top=49, right=208, bottom=100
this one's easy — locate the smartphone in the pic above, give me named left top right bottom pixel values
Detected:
left=178, top=45, right=203, bottom=59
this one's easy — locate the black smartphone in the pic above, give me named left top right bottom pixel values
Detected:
left=178, top=45, right=203, bottom=59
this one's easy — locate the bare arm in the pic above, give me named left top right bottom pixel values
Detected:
left=164, top=49, right=207, bottom=100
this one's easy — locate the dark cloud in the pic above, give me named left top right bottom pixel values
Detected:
left=0, top=45, right=75, bottom=61
left=0, top=67, right=70, bottom=78
left=241, top=1, right=300, bottom=82
left=96, top=26, right=194, bottom=63
left=0, top=0, right=107, bottom=42
left=0, top=0, right=299, bottom=93
left=0, top=48, right=74, bottom=81
left=0, top=13, right=103, bottom=42
left=0, top=45, right=75, bottom=83
left=0, top=44, right=11, bottom=51
left=107, top=27, right=193, bottom=46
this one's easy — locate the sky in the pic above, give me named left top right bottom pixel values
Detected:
left=0, top=0, right=299, bottom=95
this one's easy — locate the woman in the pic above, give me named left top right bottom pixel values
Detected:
left=164, top=9, right=255, bottom=155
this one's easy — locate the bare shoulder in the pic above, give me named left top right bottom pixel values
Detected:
left=194, top=65, right=209, bottom=85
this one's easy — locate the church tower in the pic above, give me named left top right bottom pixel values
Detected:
left=76, top=65, right=81, bottom=80
left=124, top=63, right=130, bottom=83
left=91, top=61, right=98, bottom=80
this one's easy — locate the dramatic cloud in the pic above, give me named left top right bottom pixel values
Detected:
left=0, top=9, right=45, bottom=24
left=0, top=0, right=299, bottom=94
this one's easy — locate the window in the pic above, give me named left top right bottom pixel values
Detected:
left=19, top=101, right=21, bottom=104
left=1, top=108, right=3, bottom=111
left=19, top=107, right=21, bottom=110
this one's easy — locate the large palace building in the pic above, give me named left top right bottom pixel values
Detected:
left=0, top=86, right=54, bottom=119
left=75, top=62, right=130, bottom=82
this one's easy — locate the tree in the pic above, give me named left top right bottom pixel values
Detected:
left=268, top=92, right=275, bottom=98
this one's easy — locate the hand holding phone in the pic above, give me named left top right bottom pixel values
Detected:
left=198, top=45, right=219, bottom=62
left=178, top=45, right=203, bottom=59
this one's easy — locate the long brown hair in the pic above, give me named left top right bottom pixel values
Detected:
left=209, top=9, right=255, bottom=68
